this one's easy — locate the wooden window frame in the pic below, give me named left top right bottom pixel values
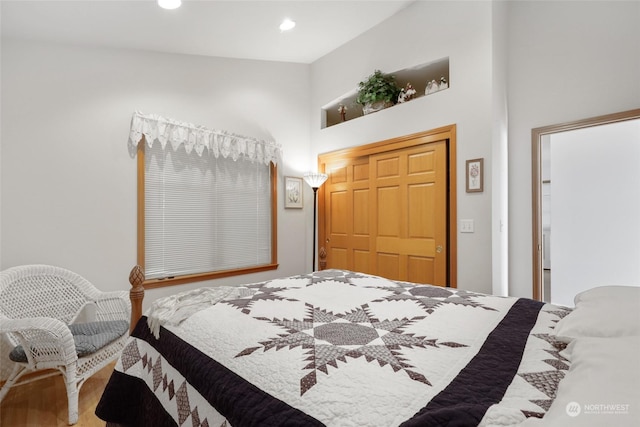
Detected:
left=136, top=139, right=278, bottom=289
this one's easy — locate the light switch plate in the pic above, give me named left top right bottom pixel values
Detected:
left=460, top=219, right=474, bottom=233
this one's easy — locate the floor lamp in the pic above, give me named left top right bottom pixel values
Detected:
left=303, top=172, right=328, bottom=272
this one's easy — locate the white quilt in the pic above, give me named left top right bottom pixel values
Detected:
left=97, top=270, right=571, bottom=427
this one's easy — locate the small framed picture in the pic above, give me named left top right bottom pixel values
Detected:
left=466, top=158, right=484, bottom=193
left=284, top=176, right=303, bottom=208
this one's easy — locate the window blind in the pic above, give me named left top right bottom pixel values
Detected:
left=144, top=142, right=272, bottom=280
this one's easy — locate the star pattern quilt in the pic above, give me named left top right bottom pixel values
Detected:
left=96, top=270, right=571, bottom=427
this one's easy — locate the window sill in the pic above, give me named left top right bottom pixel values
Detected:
left=143, top=263, right=280, bottom=289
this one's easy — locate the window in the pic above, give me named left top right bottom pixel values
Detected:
left=137, top=139, right=278, bottom=288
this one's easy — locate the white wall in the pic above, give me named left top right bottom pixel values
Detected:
left=491, top=0, right=509, bottom=296
left=507, top=0, right=640, bottom=298
left=310, top=0, right=496, bottom=294
left=3, top=0, right=639, bottom=310
left=550, top=120, right=640, bottom=307
left=0, top=39, right=312, bottom=309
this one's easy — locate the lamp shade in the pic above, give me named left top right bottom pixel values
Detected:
left=303, top=172, right=328, bottom=189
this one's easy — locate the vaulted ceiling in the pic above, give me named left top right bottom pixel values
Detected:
left=1, top=1, right=414, bottom=63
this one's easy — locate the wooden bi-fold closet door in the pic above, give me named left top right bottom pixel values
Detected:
left=322, top=155, right=372, bottom=273
left=319, top=129, right=452, bottom=287
left=370, top=141, right=447, bottom=285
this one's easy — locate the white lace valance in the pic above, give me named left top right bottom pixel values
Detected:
left=128, top=111, right=281, bottom=165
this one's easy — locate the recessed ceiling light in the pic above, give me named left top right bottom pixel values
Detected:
left=279, top=18, right=296, bottom=32
left=158, top=0, right=181, bottom=10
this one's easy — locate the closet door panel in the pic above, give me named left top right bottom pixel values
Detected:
left=323, top=157, right=370, bottom=271
left=371, top=141, right=447, bottom=284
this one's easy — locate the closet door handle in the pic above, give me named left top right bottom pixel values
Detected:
left=436, top=245, right=443, bottom=254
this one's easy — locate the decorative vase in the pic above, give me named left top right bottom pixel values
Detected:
left=362, top=101, right=393, bottom=115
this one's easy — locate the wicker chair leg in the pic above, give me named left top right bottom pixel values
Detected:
left=64, top=379, right=79, bottom=425
left=0, top=364, right=27, bottom=401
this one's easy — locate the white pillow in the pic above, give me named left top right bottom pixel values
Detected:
left=519, top=335, right=640, bottom=427
left=573, top=285, right=640, bottom=305
left=552, top=285, right=640, bottom=342
left=71, top=301, right=98, bottom=324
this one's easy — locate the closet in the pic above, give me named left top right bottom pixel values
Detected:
left=317, top=125, right=457, bottom=287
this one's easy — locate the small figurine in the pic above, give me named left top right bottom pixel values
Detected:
left=439, top=77, right=448, bottom=91
left=338, top=104, right=347, bottom=121
left=425, top=79, right=439, bottom=95
left=398, top=83, right=417, bottom=104
left=398, top=88, right=407, bottom=103
left=403, top=83, right=416, bottom=102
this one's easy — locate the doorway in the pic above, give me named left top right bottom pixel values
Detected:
left=532, top=109, right=640, bottom=304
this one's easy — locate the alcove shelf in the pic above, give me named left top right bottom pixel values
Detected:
left=321, top=57, right=450, bottom=129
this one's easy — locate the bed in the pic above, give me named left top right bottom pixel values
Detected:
left=96, top=269, right=639, bottom=427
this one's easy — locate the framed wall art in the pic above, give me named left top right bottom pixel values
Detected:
left=466, top=158, right=484, bottom=193
left=284, top=176, right=303, bottom=208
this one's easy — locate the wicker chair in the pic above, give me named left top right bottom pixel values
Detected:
left=0, top=265, right=130, bottom=425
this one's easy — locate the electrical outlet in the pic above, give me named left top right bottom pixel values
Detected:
left=460, top=219, right=474, bottom=233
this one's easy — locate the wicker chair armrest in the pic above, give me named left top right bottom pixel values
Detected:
left=0, top=317, right=77, bottom=366
left=94, top=291, right=131, bottom=322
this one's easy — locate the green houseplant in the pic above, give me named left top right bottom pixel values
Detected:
left=355, top=70, right=401, bottom=115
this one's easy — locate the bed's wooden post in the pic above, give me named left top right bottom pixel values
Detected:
left=319, top=246, right=327, bottom=271
left=128, top=265, right=145, bottom=334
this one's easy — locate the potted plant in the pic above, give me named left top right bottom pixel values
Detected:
left=355, top=70, right=401, bottom=115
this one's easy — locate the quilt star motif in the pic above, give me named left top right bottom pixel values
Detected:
left=223, top=270, right=507, bottom=395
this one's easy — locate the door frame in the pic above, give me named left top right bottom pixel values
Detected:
left=317, top=124, right=457, bottom=287
left=531, top=108, right=640, bottom=301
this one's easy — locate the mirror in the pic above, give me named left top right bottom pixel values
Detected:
left=532, top=109, right=640, bottom=305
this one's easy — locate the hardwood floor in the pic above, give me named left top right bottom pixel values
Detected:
left=0, top=363, right=114, bottom=426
